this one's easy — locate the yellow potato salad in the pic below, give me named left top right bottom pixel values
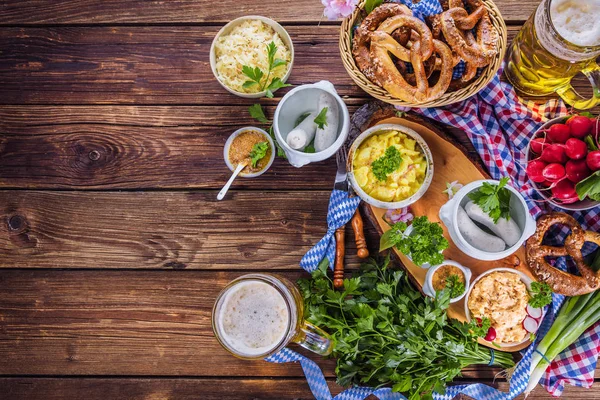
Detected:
left=353, top=130, right=427, bottom=202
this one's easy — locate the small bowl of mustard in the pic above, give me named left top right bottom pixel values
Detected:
left=423, top=260, right=472, bottom=303
left=224, top=127, right=275, bottom=178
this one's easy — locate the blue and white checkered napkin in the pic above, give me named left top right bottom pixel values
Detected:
left=299, top=190, right=361, bottom=272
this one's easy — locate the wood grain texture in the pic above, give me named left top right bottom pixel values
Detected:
left=0, top=105, right=477, bottom=189
left=0, top=0, right=540, bottom=24
left=0, top=269, right=514, bottom=379
left=1, top=377, right=592, bottom=400
left=0, top=190, right=381, bottom=270
left=1, top=26, right=595, bottom=106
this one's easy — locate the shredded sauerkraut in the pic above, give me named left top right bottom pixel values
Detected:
left=214, top=20, right=291, bottom=93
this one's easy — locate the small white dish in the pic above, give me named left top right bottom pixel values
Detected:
left=210, top=16, right=294, bottom=98
left=464, top=268, right=536, bottom=348
left=423, top=260, right=472, bottom=303
left=223, top=127, right=275, bottom=178
left=439, top=179, right=536, bottom=261
left=273, top=81, right=349, bottom=167
left=347, top=123, right=434, bottom=210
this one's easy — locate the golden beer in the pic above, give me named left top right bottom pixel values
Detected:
left=505, top=0, right=600, bottom=109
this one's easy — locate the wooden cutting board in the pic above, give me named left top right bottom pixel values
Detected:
left=356, top=104, right=534, bottom=352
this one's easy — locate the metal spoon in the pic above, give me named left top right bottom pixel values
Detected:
left=217, top=163, right=246, bottom=201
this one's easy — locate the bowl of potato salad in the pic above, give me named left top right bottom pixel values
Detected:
left=348, top=124, right=434, bottom=209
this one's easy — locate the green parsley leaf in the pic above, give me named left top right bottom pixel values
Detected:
left=241, top=65, right=264, bottom=85
left=445, top=274, right=465, bottom=299
left=271, top=58, right=287, bottom=69
left=529, top=281, right=552, bottom=308
left=314, top=107, right=329, bottom=129
left=304, top=143, right=316, bottom=153
left=249, top=141, right=269, bottom=168
left=248, top=104, right=270, bottom=124
left=265, top=77, right=291, bottom=98
left=266, top=41, right=277, bottom=67
left=371, top=146, right=402, bottom=181
left=364, top=0, right=383, bottom=13
left=467, top=177, right=512, bottom=224
left=576, top=170, right=600, bottom=201
left=467, top=316, right=492, bottom=338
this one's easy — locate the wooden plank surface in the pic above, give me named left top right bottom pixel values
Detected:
left=1, top=378, right=594, bottom=400
left=2, top=26, right=595, bottom=106
left=0, top=0, right=539, bottom=24
left=0, top=190, right=379, bottom=270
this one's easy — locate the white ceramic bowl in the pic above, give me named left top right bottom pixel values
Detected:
left=464, top=267, right=535, bottom=348
left=273, top=81, right=349, bottom=167
left=423, top=260, right=472, bottom=303
left=525, top=116, right=600, bottom=211
left=347, top=123, right=434, bottom=210
left=224, top=127, right=275, bottom=177
left=439, top=179, right=536, bottom=261
left=210, top=16, right=294, bottom=98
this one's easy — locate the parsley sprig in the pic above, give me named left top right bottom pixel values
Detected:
left=314, top=107, right=328, bottom=129
left=467, top=177, right=512, bottom=224
left=379, top=216, right=449, bottom=267
left=529, top=282, right=552, bottom=308
left=297, top=256, right=514, bottom=398
left=445, top=274, right=465, bottom=299
left=249, top=142, right=269, bottom=168
left=372, top=146, right=402, bottom=181
left=242, top=42, right=291, bottom=98
left=247, top=104, right=286, bottom=158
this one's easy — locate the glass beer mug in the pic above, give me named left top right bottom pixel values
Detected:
left=505, top=0, right=600, bottom=109
left=212, top=273, right=333, bottom=359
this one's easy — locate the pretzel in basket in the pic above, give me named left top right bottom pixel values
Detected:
left=526, top=213, right=600, bottom=296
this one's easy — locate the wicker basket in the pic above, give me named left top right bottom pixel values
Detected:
left=339, top=0, right=508, bottom=107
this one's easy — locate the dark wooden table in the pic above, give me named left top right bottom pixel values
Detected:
left=0, top=1, right=599, bottom=399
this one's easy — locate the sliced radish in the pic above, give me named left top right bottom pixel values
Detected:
left=526, top=304, right=543, bottom=319
left=523, top=316, right=539, bottom=333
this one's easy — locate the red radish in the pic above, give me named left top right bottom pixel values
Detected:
left=566, top=159, right=591, bottom=182
left=523, top=316, right=539, bottom=333
left=526, top=304, right=543, bottom=319
left=484, top=326, right=497, bottom=342
left=530, top=137, right=548, bottom=154
left=587, top=151, right=600, bottom=171
left=564, top=138, right=588, bottom=160
left=541, top=144, right=567, bottom=164
left=569, top=116, right=593, bottom=138
left=527, top=159, right=548, bottom=183
left=542, top=163, right=566, bottom=181
left=551, top=179, right=578, bottom=202
left=547, top=123, right=571, bottom=143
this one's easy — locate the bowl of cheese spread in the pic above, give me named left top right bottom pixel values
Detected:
left=465, top=268, right=533, bottom=346
left=210, top=16, right=294, bottom=98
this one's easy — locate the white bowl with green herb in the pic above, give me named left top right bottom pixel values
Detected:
left=210, top=16, right=294, bottom=98
left=439, top=179, right=536, bottom=261
left=224, top=127, right=275, bottom=178
left=423, top=260, right=472, bottom=304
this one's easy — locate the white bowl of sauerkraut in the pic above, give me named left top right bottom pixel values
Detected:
left=210, top=16, right=294, bottom=98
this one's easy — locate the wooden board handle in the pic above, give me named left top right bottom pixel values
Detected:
left=351, top=209, right=369, bottom=259
left=333, top=226, right=345, bottom=289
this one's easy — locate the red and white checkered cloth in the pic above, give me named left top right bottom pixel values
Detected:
left=398, top=67, right=600, bottom=396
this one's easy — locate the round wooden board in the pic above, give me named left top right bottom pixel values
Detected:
left=358, top=107, right=535, bottom=353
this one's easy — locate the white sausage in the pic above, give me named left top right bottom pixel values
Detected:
left=457, top=206, right=506, bottom=252
left=465, top=201, right=522, bottom=247
left=286, top=110, right=319, bottom=150
left=314, top=92, right=339, bottom=153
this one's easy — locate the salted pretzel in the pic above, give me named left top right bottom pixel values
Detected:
left=352, top=3, right=412, bottom=83
left=526, top=213, right=600, bottom=296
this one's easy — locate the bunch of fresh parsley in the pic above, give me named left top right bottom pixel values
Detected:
left=297, top=256, right=514, bottom=399
left=529, top=282, right=553, bottom=308
left=379, top=216, right=449, bottom=267
left=242, top=42, right=291, bottom=98
left=372, top=146, right=402, bottom=181
left=249, top=142, right=269, bottom=168
left=467, top=177, right=512, bottom=224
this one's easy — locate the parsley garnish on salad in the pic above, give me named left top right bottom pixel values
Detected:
left=371, top=145, right=402, bottom=181
left=242, top=42, right=291, bottom=98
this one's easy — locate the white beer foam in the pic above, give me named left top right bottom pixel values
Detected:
left=217, top=280, right=289, bottom=356
left=550, top=0, right=600, bottom=47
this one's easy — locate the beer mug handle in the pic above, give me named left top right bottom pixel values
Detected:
left=293, top=321, right=333, bottom=356
left=555, top=64, right=600, bottom=110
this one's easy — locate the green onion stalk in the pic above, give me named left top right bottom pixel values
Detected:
left=524, top=290, right=600, bottom=396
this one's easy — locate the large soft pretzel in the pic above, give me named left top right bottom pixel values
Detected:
left=526, top=213, right=600, bottom=296
left=352, top=3, right=411, bottom=84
